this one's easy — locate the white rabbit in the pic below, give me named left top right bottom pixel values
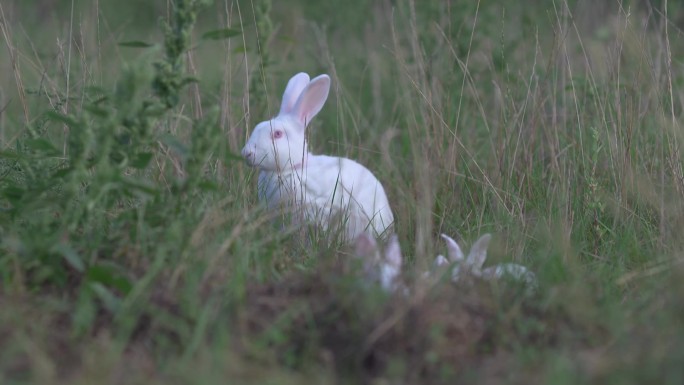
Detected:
left=437, top=233, right=537, bottom=289
left=353, top=231, right=535, bottom=294
left=354, top=232, right=403, bottom=293
left=241, top=73, right=394, bottom=242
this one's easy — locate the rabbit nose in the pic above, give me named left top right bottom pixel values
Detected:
left=241, top=147, right=256, bottom=165
left=241, top=147, right=252, bottom=159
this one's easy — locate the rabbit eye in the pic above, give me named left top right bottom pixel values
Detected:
left=272, top=130, right=284, bottom=139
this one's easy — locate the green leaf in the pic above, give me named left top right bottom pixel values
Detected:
left=87, top=264, right=133, bottom=294
left=84, top=104, right=110, bottom=118
left=73, top=287, right=96, bottom=336
left=201, top=28, right=242, bottom=40
left=51, top=167, right=73, bottom=180
left=179, top=76, right=199, bottom=87
left=2, top=185, right=24, bottom=203
left=232, top=45, right=247, bottom=54
left=0, top=150, right=24, bottom=160
left=52, top=243, right=85, bottom=272
left=45, top=110, right=79, bottom=128
left=89, top=282, right=120, bottom=312
left=24, top=138, right=60, bottom=155
left=197, top=179, right=218, bottom=191
left=118, top=40, right=154, bottom=48
left=130, top=152, right=154, bottom=169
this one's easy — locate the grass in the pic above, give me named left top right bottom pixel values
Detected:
left=1, top=0, right=684, bottom=383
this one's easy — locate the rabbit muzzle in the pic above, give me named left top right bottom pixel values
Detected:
left=241, top=146, right=258, bottom=167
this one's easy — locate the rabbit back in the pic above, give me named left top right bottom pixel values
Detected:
left=482, top=263, right=537, bottom=286
left=257, top=154, right=393, bottom=239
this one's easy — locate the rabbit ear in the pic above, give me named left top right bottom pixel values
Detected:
left=440, top=234, right=465, bottom=263
left=466, top=234, right=492, bottom=270
left=354, top=232, right=378, bottom=258
left=434, top=254, right=449, bottom=267
left=291, top=74, right=331, bottom=127
left=279, top=72, right=311, bottom=116
left=383, top=234, right=402, bottom=270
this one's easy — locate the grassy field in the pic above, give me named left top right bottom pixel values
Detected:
left=1, top=0, right=684, bottom=383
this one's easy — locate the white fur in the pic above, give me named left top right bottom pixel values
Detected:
left=241, top=73, right=394, bottom=241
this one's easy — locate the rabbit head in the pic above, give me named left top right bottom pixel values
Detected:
left=354, top=232, right=403, bottom=292
left=439, top=233, right=492, bottom=282
left=241, top=73, right=331, bottom=172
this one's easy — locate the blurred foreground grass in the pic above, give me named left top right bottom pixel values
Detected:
left=1, top=0, right=684, bottom=384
